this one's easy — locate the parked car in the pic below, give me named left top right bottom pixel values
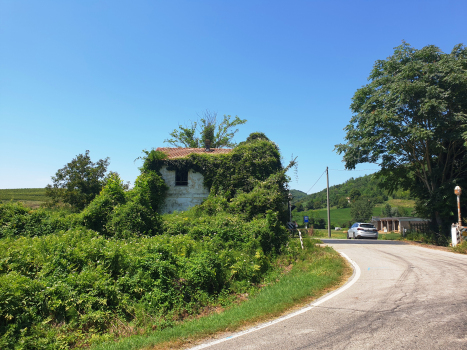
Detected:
left=347, top=222, right=378, bottom=239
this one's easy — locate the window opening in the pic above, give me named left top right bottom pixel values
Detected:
left=175, top=170, right=188, bottom=186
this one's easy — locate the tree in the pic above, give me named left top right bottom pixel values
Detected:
left=337, top=197, right=350, bottom=209
left=45, top=150, right=110, bottom=211
left=350, top=199, right=375, bottom=222
left=335, top=42, right=467, bottom=230
left=348, top=189, right=361, bottom=201
left=164, top=110, right=247, bottom=148
left=382, top=203, right=392, bottom=217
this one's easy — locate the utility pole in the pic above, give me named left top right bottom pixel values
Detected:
left=327, top=167, right=331, bottom=238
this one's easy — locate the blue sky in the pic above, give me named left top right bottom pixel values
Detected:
left=1, top=0, right=466, bottom=193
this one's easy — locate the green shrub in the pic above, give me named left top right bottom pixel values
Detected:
left=131, top=170, right=168, bottom=212
left=107, top=201, right=162, bottom=238
left=82, top=174, right=127, bottom=234
left=229, top=172, right=289, bottom=222
left=0, top=202, right=81, bottom=238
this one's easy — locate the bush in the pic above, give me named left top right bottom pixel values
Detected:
left=107, top=201, right=162, bottom=238
left=0, top=202, right=81, bottom=238
left=82, top=174, right=127, bottom=234
left=131, top=170, right=168, bottom=212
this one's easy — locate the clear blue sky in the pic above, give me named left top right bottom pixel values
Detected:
left=1, top=0, right=466, bottom=194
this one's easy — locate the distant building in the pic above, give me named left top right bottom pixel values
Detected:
left=371, top=216, right=430, bottom=233
left=155, top=147, right=232, bottom=214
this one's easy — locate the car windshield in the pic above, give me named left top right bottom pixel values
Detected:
left=360, top=224, right=375, bottom=228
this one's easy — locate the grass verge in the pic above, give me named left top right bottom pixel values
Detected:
left=91, top=238, right=349, bottom=350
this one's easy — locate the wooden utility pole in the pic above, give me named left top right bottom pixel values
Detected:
left=327, top=167, right=331, bottom=238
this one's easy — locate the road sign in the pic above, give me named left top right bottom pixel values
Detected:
left=304, top=216, right=309, bottom=223
left=287, top=222, right=295, bottom=229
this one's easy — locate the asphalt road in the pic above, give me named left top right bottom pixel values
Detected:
left=191, top=239, right=467, bottom=350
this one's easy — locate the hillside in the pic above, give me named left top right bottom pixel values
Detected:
left=291, top=174, right=411, bottom=210
left=289, top=189, right=307, bottom=203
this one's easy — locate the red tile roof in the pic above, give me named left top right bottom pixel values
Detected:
left=155, top=147, right=232, bottom=159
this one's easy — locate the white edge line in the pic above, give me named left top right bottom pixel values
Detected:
left=189, top=251, right=361, bottom=350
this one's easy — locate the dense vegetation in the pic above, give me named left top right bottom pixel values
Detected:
left=0, top=135, right=303, bottom=349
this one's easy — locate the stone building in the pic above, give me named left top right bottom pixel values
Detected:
left=155, top=147, right=232, bottom=214
left=371, top=216, right=430, bottom=233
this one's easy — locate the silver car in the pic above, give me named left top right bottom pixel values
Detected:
left=347, top=222, right=378, bottom=239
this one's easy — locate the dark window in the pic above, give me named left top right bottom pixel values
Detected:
left=360, top=224, right=375, bottom=228
left=175, top=170, right=188, bottom=186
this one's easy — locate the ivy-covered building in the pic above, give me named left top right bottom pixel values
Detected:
left=155, top=147, right=232, bottom=214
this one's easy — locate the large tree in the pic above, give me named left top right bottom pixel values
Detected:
left=45, top=150, right=110, bottom=210
left=335, top=42, right=467, bottom=230
left=164, top=110, right=247, bottom=148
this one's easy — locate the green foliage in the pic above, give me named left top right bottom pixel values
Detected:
left=350, top=199, right=375, bottom=222
left=207, top=139, right=284, bottom=199
left=382, top=203, right=392, bottom=217
left=229, top=172, right=290, bottom=222
left=164, top=111, right=247, bottom=148
left=294, top=174, right=390, bottom=209
left=82, top=173, right=127, bottom=234
left=0, top=227, right=275, bottom=348
left=131, top=171, right=168, bottom=212
left=337, top=197, right=349, bottom=209
left=0, top=202, right=80, bottom=238
left=81, top=172, right=167, bottom=238
left=106, top=201, right=162, bottom=238
left=45, top=150, right=111, bottom=211
left=0, top=133, right=296, bottom=348
left=335, top=42, right=467, bottom=231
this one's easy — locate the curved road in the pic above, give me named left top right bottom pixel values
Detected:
left=191, top=239, right=467, bottom=349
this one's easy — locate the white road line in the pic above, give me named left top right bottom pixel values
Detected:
left=189, top=252, right=361, bottom=350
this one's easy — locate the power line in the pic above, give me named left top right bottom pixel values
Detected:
left=305, top=169, right=327, bottom=194
left=329, top=169, right=379, bottom=171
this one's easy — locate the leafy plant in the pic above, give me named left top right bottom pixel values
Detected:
left=45, top=150, right=111, bottom=211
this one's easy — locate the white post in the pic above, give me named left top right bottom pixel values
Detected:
left=452, top=224, right=459, bottom=247
left=298, top=230, right=304, bottom=250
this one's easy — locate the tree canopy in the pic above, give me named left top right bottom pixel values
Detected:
left=45, top=151, right=110, bottom=211
left=350, top=199, right=375, bottom=223
left=335, top=42, right=467, bottom=229
left=164, top=110, right=247, bottom=148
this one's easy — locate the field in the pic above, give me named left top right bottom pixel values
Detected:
left=0, top=188, right=48, bottom=208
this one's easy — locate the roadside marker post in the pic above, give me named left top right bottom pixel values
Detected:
left=452, top=186, right=466, bottom=247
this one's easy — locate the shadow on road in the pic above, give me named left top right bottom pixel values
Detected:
left=320, top=239, right=407, bottom=245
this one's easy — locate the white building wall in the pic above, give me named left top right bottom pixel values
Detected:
left=159, top=166, right=210, bottom=214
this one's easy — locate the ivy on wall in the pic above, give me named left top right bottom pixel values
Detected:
left=141, top=136, right=295, bottom=222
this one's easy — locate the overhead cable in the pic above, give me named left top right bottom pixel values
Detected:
left=305, top=169, right=327, bottom=194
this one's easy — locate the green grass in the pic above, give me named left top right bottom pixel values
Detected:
left=378, top=232, right=402, bottom=240
left=0, top=188, right=47, bottom=202
left=307, top=229, right=347, bottom=239
left=90, top=238, right=347, bottom=350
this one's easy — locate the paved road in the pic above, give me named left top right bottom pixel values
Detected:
left=191, top=239, right=467, bottom=350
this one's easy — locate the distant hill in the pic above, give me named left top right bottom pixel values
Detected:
left=291, top=174, right=411, bottom=210
left=289, top=189, right=307, bottom=203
